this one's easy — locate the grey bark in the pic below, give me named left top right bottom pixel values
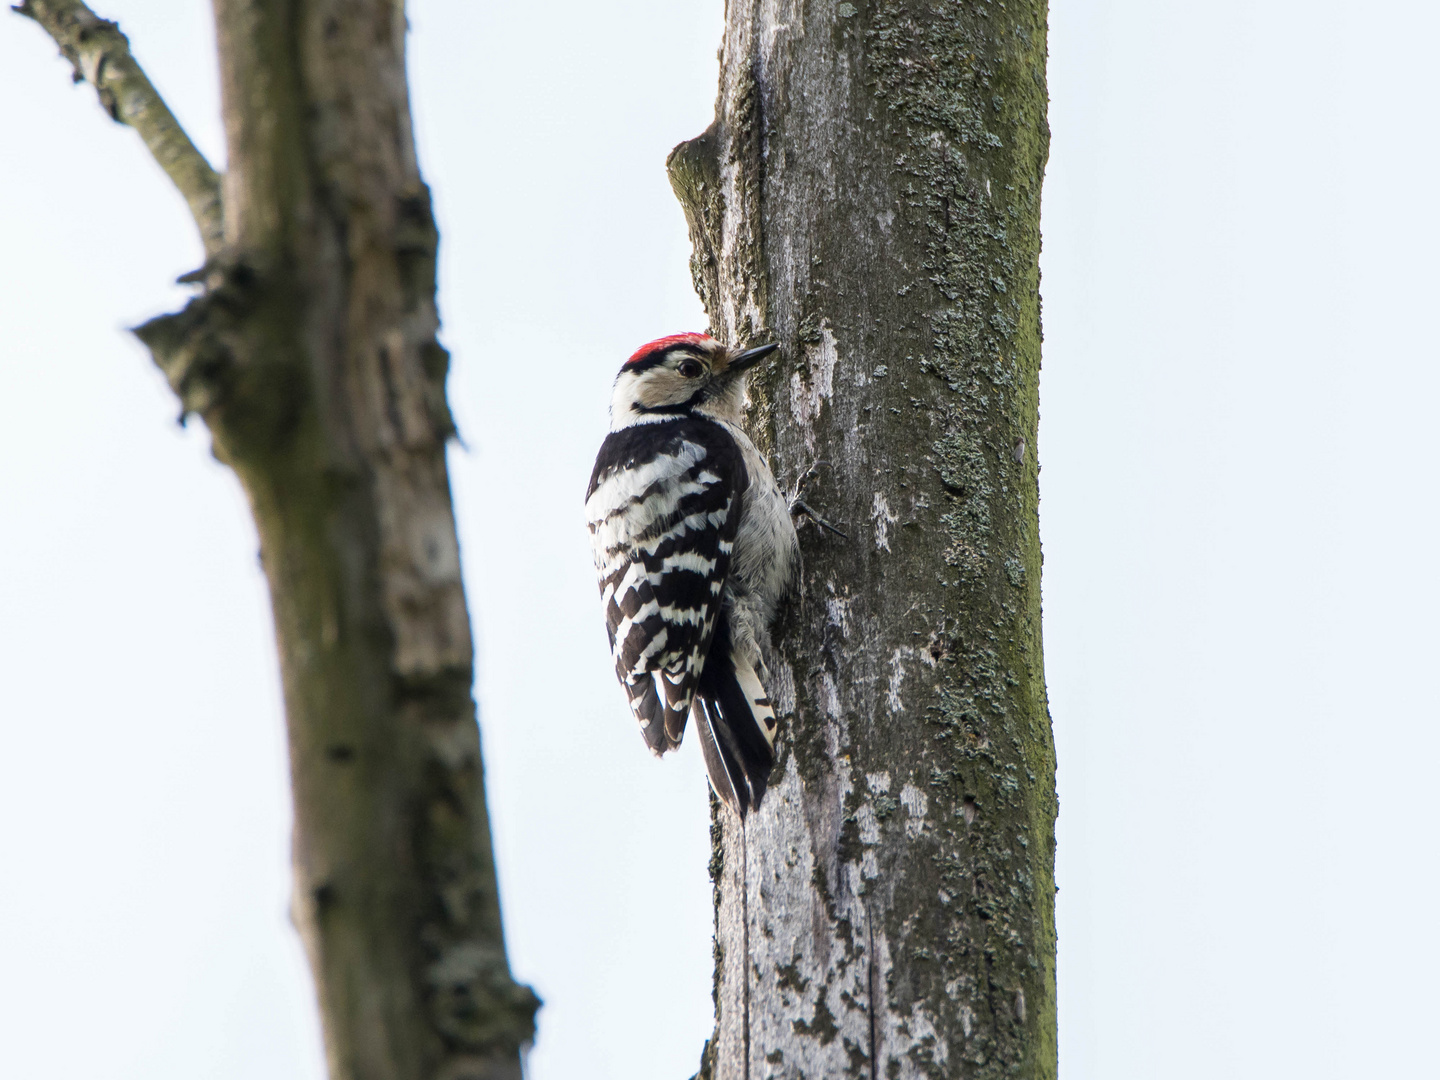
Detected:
left=669, top=2, right=1054, bottom=1077
left=17, top=3, right=538, bottom=1078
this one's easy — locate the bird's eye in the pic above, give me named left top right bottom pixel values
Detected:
left=677, top=359, right=704, bottom=379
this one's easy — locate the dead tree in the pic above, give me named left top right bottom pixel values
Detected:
left=16, top=3, right=537, bottom=1078
left=668, top=1, right=1055, bottom=1075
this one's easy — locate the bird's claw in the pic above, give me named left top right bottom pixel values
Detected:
left=791, top=499, right=848, bottom=539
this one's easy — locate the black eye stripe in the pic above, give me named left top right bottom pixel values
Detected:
left=623, top=347, right=710, bottom=376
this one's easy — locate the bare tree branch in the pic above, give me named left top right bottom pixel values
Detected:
left=16, top=0, right=224, bottom=256
left=16, top=0, right=538, bottom=1073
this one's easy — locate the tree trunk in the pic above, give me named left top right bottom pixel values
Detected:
left=17, top=3, right=537, bottom=1078
left=668, top=2, right=1054, bottom=1076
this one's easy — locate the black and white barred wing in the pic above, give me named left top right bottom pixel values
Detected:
left=585, top=422, right=742, bottom=755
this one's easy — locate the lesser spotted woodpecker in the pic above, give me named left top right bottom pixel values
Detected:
left=586, top=333, right=800, bottom=814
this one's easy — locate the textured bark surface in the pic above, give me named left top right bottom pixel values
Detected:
left=20, top=3, right=537, bottom=1078
left=669, top=1, right=1054, bottom=1077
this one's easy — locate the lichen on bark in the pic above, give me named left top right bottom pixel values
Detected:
left=672, top=1, right=1055, bottom=1077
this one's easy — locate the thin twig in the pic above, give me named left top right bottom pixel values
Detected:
left=15, top=0, right=224, bottom=256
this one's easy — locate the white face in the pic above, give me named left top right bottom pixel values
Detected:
left=629, top=348, right=714, bottom=410
left=610, top=345, right=747, bottom=428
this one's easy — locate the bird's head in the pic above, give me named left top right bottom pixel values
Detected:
left=609, top=332, right=778, bottom=429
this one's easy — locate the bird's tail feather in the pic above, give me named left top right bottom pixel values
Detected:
left=694, top=622, right=777, bottom=815
left=626, top=672, right=687, bottom=755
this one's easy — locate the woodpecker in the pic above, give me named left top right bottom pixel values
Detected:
left=586, top=333, right=800, bottom=814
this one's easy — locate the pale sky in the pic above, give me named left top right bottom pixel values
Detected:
left=1, top=2, right=1436, bottom=1078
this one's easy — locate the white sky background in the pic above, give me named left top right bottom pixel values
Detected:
left=0, top=0, right=1436, bottom=1077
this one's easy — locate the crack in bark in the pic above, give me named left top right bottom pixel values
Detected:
left=741, top=821, right=752, bottom=1080
left=867, top=901, right=879, bottom=1080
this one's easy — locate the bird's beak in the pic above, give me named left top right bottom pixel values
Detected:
left=726, top=342, right=779, bottom=374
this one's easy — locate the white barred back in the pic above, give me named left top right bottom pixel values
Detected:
left=585, top=418, right=747, bottom=755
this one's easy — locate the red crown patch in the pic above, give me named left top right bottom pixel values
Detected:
left=624, top=332, right=713, bottom=368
